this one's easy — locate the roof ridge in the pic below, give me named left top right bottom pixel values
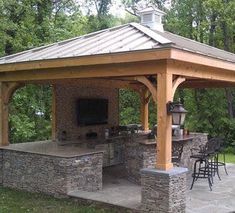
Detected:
left=163, top=31, right=235, bottom=56
left=130, top=22, right=172, bottom=45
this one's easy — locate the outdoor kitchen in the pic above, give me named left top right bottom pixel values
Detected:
left=1, top=5, right=233, bottom=211
left=0, top=79, right=208, bottom=200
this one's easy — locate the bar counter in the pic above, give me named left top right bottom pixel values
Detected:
left=138, top=134, right=196, bottom=145
left=124, top=133, right=208, bottom=184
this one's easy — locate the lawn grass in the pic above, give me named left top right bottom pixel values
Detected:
left=219, top=153, right=235, bottom=164
left=0, top=187, right=116, bottom=213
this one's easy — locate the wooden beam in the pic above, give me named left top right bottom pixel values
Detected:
left=168, top=60, right=235, bottom=83
left=180, top=80, right=235, bottom=88
left=172, top=76, right=186, bottom=99
left=156, top=71, right=173, bottom=170
left=0, top=49, right=171, bottom=73
left=140, top=89, right=149, bottom=131
left=135, top=76, right=157, bottom=103
left=171, top=48, right=235, bottom=72
left=0, top=47, right=234, bottom=74
left=0, top=61, right=166, bottom=82
left=51, top=84, right=56, bottom=141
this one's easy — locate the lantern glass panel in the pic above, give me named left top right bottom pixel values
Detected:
left=172, top=113, right=180, bottom=125
left=180, top=113, right=186, bottom=125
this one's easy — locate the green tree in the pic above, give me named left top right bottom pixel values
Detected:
left=167, top=0, right=235, bottom=150
left=9, top=85, right=52, bottom=143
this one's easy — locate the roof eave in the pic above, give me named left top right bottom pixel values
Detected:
left=0, top=48, right=172, bottom=73
left=0, top=46, right=234, bottom=74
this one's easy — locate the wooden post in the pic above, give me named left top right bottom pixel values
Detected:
left=156, top=71, right=173, bottom=170
left=140, top=89, right=149, bottom=131
left=0, top=83, right=8, bottom=146
left=0, top=82, right=22, bottom=146
left=51, top=84, right=56, bottom=141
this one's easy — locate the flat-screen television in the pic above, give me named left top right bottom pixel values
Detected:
left=76, top=98, right=108, bottom=126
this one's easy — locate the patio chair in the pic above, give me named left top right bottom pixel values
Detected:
left=190, top=137, right=221, bottom=191
left=216, top=139, right=228, bottom=175
left=190, top=146, right=213, bottom=191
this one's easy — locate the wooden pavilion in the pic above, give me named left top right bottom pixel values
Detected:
left=1, top=8, right=235, bottom=210
left=0, top=21, right=235, bottom=172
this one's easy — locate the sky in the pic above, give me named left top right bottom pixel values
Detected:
left=78, top=0, right=172, bottom=18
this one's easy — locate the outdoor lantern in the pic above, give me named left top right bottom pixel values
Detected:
left=167, top=102, right=187, bottom=126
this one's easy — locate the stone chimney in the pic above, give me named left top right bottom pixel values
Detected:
left=138, top=6, right=166, bottom=32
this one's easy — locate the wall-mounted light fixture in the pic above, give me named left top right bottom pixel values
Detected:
left=166, top=101, right=187, bottom=126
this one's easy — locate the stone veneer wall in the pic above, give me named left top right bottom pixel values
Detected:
left=179, top=133, right=208, bottom=169
left=124, top=137, right=156, bottom=184
left=124, top=133, right=208, bottom=185
left=55, top=79, right=119, bottom=141
left=0, top=150, right=103, bottom=196
left=141, top=167, right=188, bottom=213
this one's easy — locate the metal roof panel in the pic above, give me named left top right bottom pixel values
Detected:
left=0, top=22, right=234, bottom=65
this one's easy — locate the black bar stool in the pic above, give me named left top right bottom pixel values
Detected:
left=217, top=142, right=228, bottom=175
left=190, top=138, right=221, bottom=191
left=190, top=152, right=213, bottom=191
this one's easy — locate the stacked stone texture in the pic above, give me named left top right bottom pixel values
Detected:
left=141, top=168, right=188, bottom=213
left=124, top=133, right=207, bottom=185
left=179, top=133, right=208, bottom=170
left=0, top=150, right=102, bottom=196
left=124, top=137, right=156, bottom=184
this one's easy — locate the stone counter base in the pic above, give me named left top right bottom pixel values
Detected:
left=0, top=150, right=103, bottom=197
left=124, top=133, right=207, bottom=185
left=141, top=167, right=188, bottom=213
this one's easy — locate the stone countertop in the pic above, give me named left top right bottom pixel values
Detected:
left=138, top=133, right=205, bottom=145
left=0, top=140, right=104, bottom=158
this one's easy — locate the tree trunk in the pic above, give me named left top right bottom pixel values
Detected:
left=225, top=88, right=234, bottom=118
left=209, top=13, right=217, bottom=46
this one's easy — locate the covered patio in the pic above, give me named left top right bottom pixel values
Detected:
left=0, top=8, right=235, bottom=212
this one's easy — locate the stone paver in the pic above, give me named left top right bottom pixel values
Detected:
left=186, top=163, right=235, bottom=213
left=68, top=174, right=142, bottom=210
left=69, top=164, right=235, bottom=212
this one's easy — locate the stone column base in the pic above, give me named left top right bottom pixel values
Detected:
left=141, top=167, right=188, bottom=213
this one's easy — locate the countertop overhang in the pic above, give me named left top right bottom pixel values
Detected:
left=138, top=133, right=207, bottom=145
left=0, top=140, right=104, bottom=158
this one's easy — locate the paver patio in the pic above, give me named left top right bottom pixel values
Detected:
left=68, top=164, right=235, bottom=212
left=187, top=163, right=235, bottom=213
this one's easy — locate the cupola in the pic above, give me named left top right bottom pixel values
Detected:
left=138, top=6, right=166, bottom=32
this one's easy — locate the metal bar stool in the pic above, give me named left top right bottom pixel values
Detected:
left=190, top=138, right=221, bottom=190
left=190, top=155, right=213, bottom=191
left=217, top=142, right=228, bottom=175
left=204, top=138, right=222, bottom=181
left=190, top=152, right=213, bottom=191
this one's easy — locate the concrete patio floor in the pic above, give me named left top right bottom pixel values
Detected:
left=68, top=164, right=235, bottom=212
left=187, top=163, right=235, bottom=213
